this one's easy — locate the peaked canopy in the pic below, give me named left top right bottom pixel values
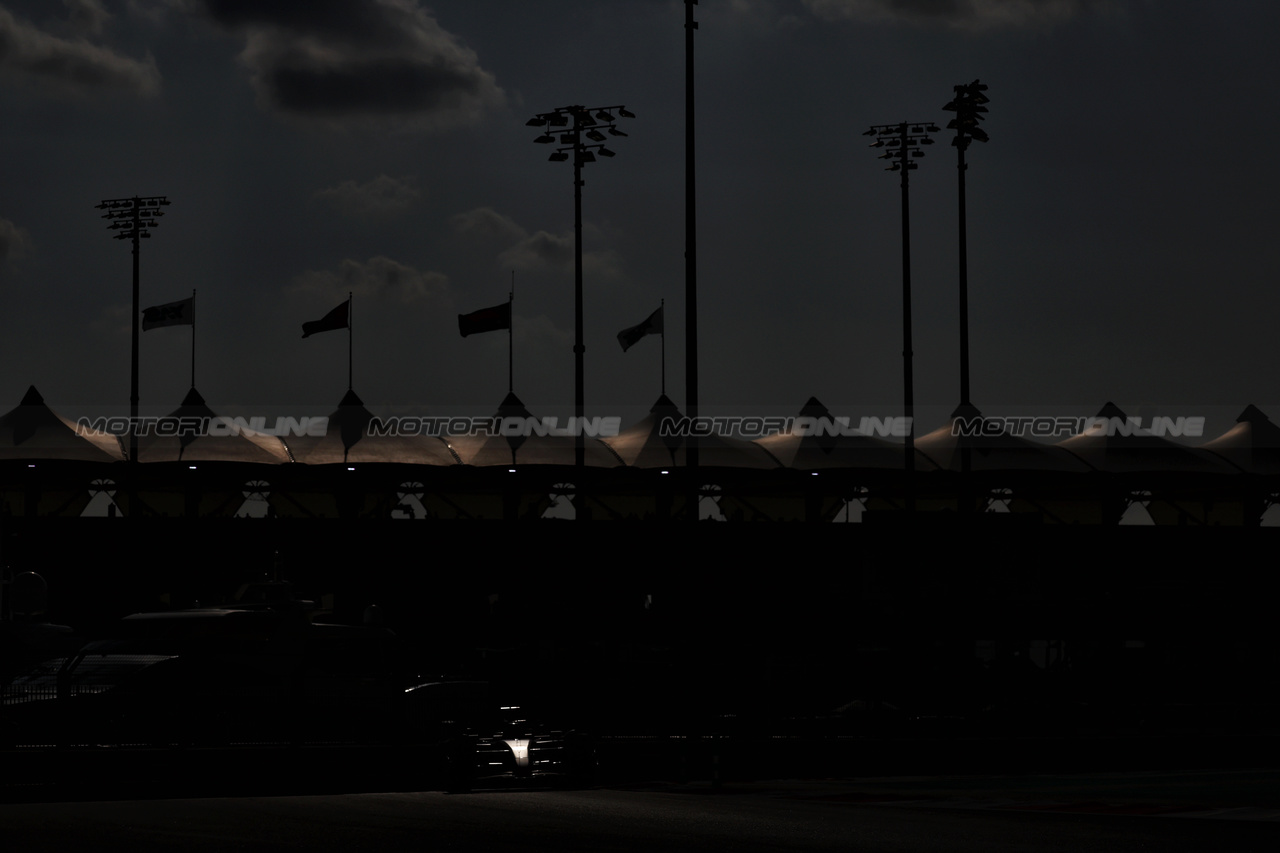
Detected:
left=0, top=386, right=123, bottom=462
left=914, top=404, right=1090, bottom=474
left=443, top=392, right=619, bottom=467
left=602, top=395, right=778, bottom=469
left=283, top=389, right=455, bottom=466
left=134, top=387, right=291, bottom=464
left=1058, top=402, right=1237, bottom=475
left=755, top=397, right=921, bottom=471
left=1200, top=404, right=1280, bottom=476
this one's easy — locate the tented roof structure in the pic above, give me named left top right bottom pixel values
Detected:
left=0, top=386, right=123, bottom=463
left=282, top=389, right=455, bottom=466
left=915, top=404, right=1090, bottom=474
left=1058, top=402, right=1238, bottom=475
left=602, top=395, right=778, bottom=469
left=755, top=397, right=926, bottom=471
left=134, top=387, right=290, bottom=464
left=1200, top=404, right=1280, bottom=476
left=443, top=391, right=619, bottom=467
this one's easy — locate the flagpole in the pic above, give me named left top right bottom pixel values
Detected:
left=347, top=292, right=353, bottom=391
left=190, top=288, right=196, bottom=389
left=508, top=272, right=515, bottom=395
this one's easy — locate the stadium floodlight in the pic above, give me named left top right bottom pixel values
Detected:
left=95, top=195, right=171, bottom=464
left=527, top=104, right=635, bottom=478
left=942, top=79, right=990, bottom=416
left=866, top=122, right=937, bottom=508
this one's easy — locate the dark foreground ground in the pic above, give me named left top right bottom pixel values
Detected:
left=1, top=775, right=1277, bottom=853
left=4, top=732, right=1280, bottom=804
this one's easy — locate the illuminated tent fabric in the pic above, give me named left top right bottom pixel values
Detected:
left=754, top=397, right=921, bottom=471
left=1058, top=402, right=1240, bottom=525
left=601, top=395, right=778, bottom=470
left=1199, top=404, right=1280, bottom=476
left=903, top=405, right=1096, bottom=521
left=134, top=387, right=290, bottom=464
left=272, top=389, right=455, bottom=519
left=1057, top=402, right=1237, bottom=476
left=282, top=389, right=455, bottom=466
left=738, top=397, right=920, bottom=522
left=0, top=386, right=122, bottom=517
left=113, top=387, right=291, bottom=518
left=443, top=392, right=618, bottom=467
left=914, top=405, right=1090, bottom=474
left=600, top=395, right=778, bottom=522
left=0, top=385, right=123, bottom=463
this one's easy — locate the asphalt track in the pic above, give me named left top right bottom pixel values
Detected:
left=2, top=774, right=1277, bottom=853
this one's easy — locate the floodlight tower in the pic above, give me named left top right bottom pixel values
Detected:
left=943, top=80, right=989, bottom=411
left=95, top=195, right=171, bottom=464
left=528, top=104, right=634, bottom=474
left=864, top=122, right=938, bottom=510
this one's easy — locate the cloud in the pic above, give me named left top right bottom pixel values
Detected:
left=452, top=207, right=623, bottom=280
left=314, top=174, right=420, bottom=216
left=0, top=5, right=160, bottom=95
left=450, top=207, right=527, bottom=248
left=63, top=0, right=111, bottom=39
left=512, top=312, right=573, bottom=352
left=0, top=218, right=33, bottom=262
left=191, top=0, right=503, bottom=127
left=90, top=303, right=131, bottom=338
left=802, top=0, right=1101, bottom=29
left=501, top=230, right=575, bottom=271
left=292, top=255, right=449, bottom=304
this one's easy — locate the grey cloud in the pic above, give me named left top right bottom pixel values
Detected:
left=501, top=231, right=574, bottom=271
left=293, top=256, right=449, bottom=305
left=0, top=218, right=33, bottom=262
left=803, top=0, right=1100, bottom=29
left=315, top=174, right=420, bottom=216
left=513, top=313, right=573, bottom=351
left=453, top=207, right=622, bottom=280
left=199, top=0, right=414, bottom=46
left=501, top=229, right=623, bottom=281
left=193, top=0, right=503, bottom=126
left=0, top=6, right=160, bottom=94
left=451, top=207, right=527, bottom=247
left=63, top=0, right=111, bottom=39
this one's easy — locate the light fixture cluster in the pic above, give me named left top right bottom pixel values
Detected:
left=863, top=123, right=940, bottom=172
left=96, top=196, right=171, bottom=240
left=943, top=79, right=990, bottom=149
left=527, top=105, right=635, bottom=164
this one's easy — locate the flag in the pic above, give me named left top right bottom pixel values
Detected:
left=617, top=306, right=663, bottom=352
left=458, top=301, right=511, bottom=337
left=302, top=300, right=349, bottom=338
left=142, top=297, right=194, bottom=330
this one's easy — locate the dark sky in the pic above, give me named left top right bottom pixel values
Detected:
left=2, top=0, right=1277, bottom=437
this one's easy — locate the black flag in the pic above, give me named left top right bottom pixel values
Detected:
left=617, top=306, right=663, bottom=352
left=458, top=302, right=512, bottom=337
left=302, top=301, right=350, bottom=338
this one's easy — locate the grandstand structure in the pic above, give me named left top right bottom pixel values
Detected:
left=3, top=384, right=1279, bottom=525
